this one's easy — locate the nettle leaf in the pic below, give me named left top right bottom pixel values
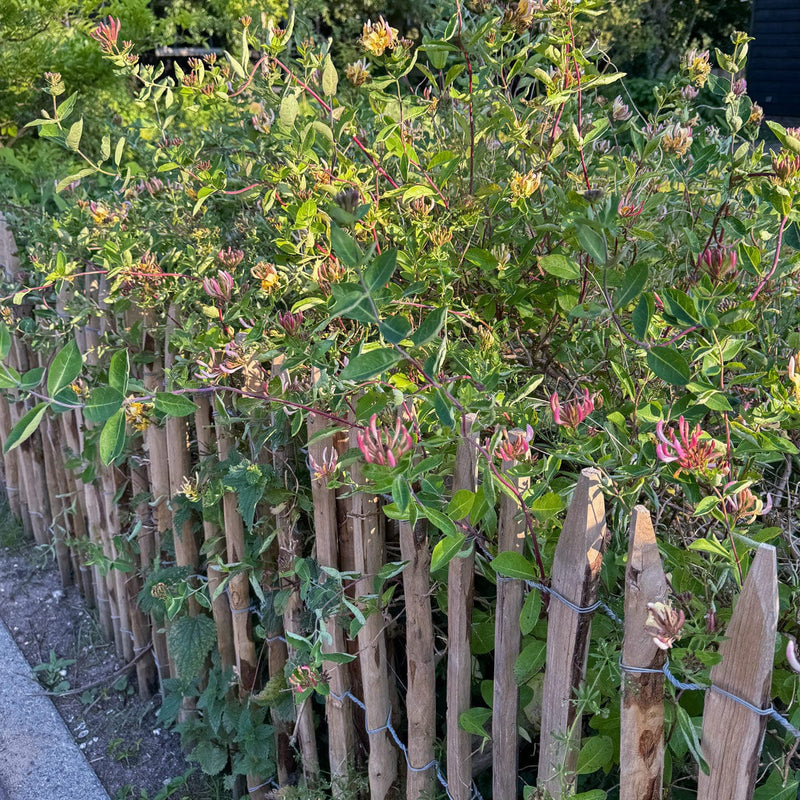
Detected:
left=576, top=735, right=613, bottom=775
left=155, top=392, right=198, bottom=417
left=189, top=740, right=228, bottom=776
left=108, top=349, right=129, bottom=395
left=84, top=386, right=124, bottom=424
left=47, top=340, right=83, bottom=397
left=614, top=262, right=648, bottom=309
left=4, top=402, right=48, bottom=453
left=492, top=551, right=537, bottom=581
left=168, top=614, right=217, bottom=680
left=224, top=462, right=266, bottom=528
left=647, top=347, right=690, bottom=386
left=340, top=348, right=401, bottom=382
left=99, top=409, right=126, bottom=465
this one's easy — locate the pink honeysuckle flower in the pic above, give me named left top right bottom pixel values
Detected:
left=645, top=601, right=685, bottom=650
left=787, top=637, right=800, bottom=674
left=277, top=310, right=304, bottom=335
left=90, top=17, right=121, bottom=52
left=617, top=197, right=644, bottom=219
left=550, top=388, right=595, bottom=429
left=496, top=425, right=534, bottom=462
left=357, top=413, right=413, bottom=467
left=722, top=482, right=773, bottom=524
left=655, top=416, right=719, bottom=474
left=202, top=270, right=234, bottom=303
left=309, top=447, right=338, bottom=482
left=217, top=247, right=245, bottom=269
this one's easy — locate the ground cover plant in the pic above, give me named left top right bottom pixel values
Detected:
left=3, top=0, right=800, bottom=796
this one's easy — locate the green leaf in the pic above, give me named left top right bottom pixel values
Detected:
left=340, top=348, right=401, bottom=382
left=0, top=365, right=20, bottom=390
left=224, top=461, right=266, bottom=528
left=19, top=366, right=45, bottom=390
left=520, top=589, right=542, bottom=634
left=530, top=491, right=565, bottom=519
left=189, top=740, right=228, bottom=776
left=84, top=387, right=124, bottom=424
left=752, top=770, right=798, bottom=800
left=675, top=705, right=709, bottom=775
left=379, top=315, right=412, bottom=344
left=322, top=650, right=357, bottom=664
left=364, top=249, right=398, bottom=293
left=614, top=262, right=648, bottom=309
left=423, top=506, right=458, bottom=538
left=446, top=489, right=475, bottom=521
left=576, top=223, right=607, bottom=263
left=329, top=284, right=377, bottom=324
left=167, top=614, right=218, bottom=681
left=279, top=94, right=299, bottom=128
left=458, top=707, right=492, bottom=739
left=411, top=307, right=447, bottom=346
left=108, top=349, right=129, bottom=395
left=632, top=294, right=654, bottom=340
left=114, top=137, right=125, bottom=167
left=322, top=55, right=338, bottom=97
left=65, top=118, right=83, bottom=151
left=155, top=392, right=199, bottom=417
left=492, top=551, right=537, bottom=581
left=99, top=409, right=126, bottom=465
left=576, top=735, right=613, bottom=775
left=647, top=347, right=690, bottom=386
left=540, top=254, right=581, bottom=280
left=392, top=476, right=410, bottom=512
left=693, top=495, right=720, bottom=516
left=330, top=225, right=362, bottom=268
left=0, top=324, right=10, bottom=360
left=514, top=639, right=546, bottom=684
left=4, top=402, right=48, bottom=453
left=47, top=340, right=82, bottom=398
left=430, top=531, right=465, bottom=573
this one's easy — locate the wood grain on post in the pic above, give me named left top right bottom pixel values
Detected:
left=194, top=396, right=236, bottom=671
left=447, top=414, right=478, bottom=800
left=620, top=506, right=668, bottom=800
left=272, top=357, right=319, bottom=785
left=696, top=544, right=778, bottom=800
left=307, top=411, right=354, bottom=795
left=400, top=518, right=436, bottom=800
left=493, top=462, right=530, bottom=800
left=538, top=467, right=608, bottom=799
left=350, top=430, right=398, bottom=800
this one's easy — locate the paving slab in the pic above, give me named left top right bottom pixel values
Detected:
left=0, top=616, right=109, bottom=800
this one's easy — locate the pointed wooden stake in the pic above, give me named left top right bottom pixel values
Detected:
left=620, top=506, right=668, bottom=800
left=697, top=544, right=778, bottom=800
left=538, top=468, right=608, bottom=799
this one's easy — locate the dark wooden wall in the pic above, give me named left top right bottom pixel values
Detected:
left=748, top=0, right=800, bottom=117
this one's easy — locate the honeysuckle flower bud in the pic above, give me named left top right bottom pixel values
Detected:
left=550, top=389, right=596, bottom=430
left=699, top=244, right=738, bottom=281
left=90, top=17, right=121, bottom=53
left=655, top=417, right=720, bottom=474
left=772, top=152, right=800, bottom=183
left=786, top=637, right=800, bottom=674
left=722, top=482, right=773, bottom=524
left=644, top=601, right=685, bottom=650
left=496, top=425, right=534, bottom=462
left=732, top=78, right=747, bottom=96
left=202, top=270, right=234, bottom=303
left=357, top=413, right=413, bottom=467
left=680, top=85, right=699, bottom=101
left=217, top=247, right=244, bottom=269
left=277, top=310, right=304, bottom=335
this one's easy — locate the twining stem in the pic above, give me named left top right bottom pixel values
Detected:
left=750, top=213, right=789, bottom=301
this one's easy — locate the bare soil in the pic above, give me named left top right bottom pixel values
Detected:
left=0, top=527, right=225, bottom=800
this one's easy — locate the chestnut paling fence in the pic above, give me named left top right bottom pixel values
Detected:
left=0, top=217, right=798, bottom=800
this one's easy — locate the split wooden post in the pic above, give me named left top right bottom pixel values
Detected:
left=194, top=396, right=236, bottom=671
left=400, top=518, right=436, bottom=800
left=696, top=544, right=778, bottom=800
left=620, top=506, right=668, bottom=800
left=492, top=462, right=530, bottom=800
left=350, top=428, right=398, bottom=800
left=307, top=410, right=354, bottom=795
left=272, top=357, right=319, bottom=785
left=538, top=467, right=608, bottom=799
left=446, top=414, right=478, bottom=800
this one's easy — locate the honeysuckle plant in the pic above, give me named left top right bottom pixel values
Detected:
left=5, top=0, right=800, bottom=793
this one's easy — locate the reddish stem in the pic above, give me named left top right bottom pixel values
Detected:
left=750, top=214, right=789, bottom=301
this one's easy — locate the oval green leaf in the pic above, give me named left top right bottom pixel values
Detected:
left=4, top=402, right=48, bottom=453
left=155, top=392, right=199, bottom=417
left=99, top=409, right=126, bottom=465
left=647, top=346, right=690, bottom=386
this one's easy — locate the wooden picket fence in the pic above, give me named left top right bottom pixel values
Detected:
left=0, top=216, right=785, bottom=799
